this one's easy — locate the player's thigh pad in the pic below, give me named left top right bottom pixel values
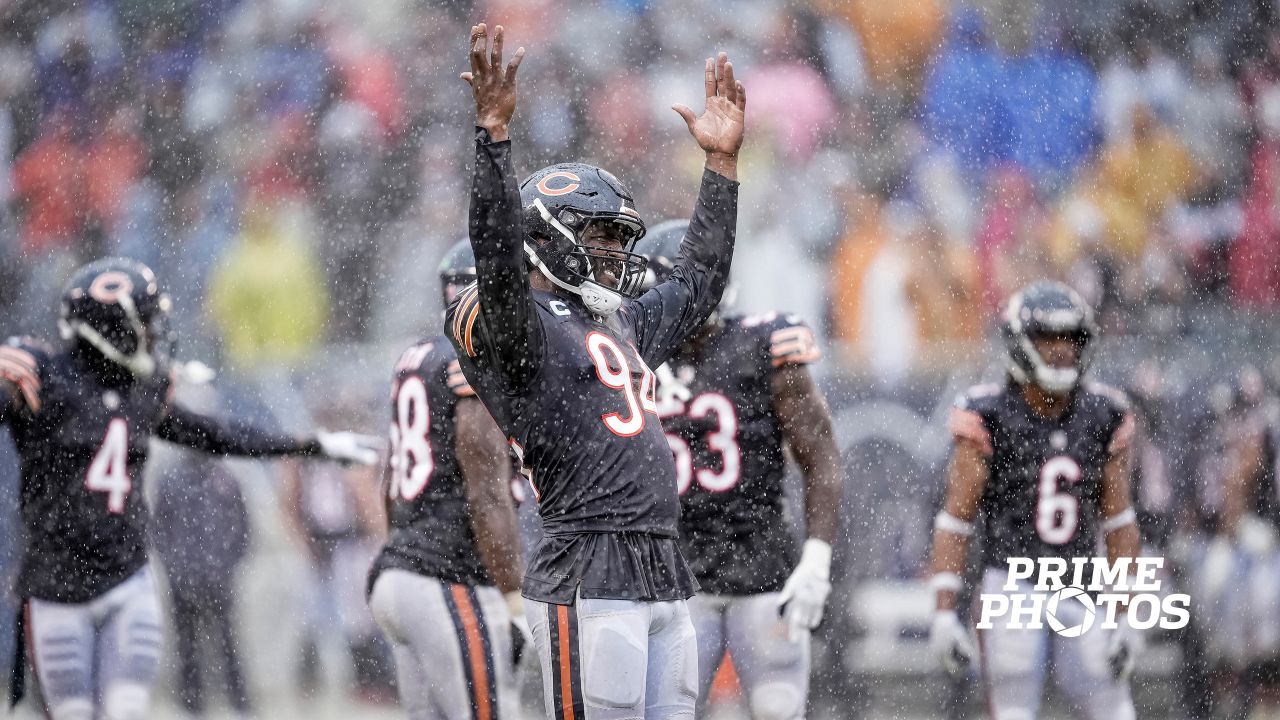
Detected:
left=725, top=593, right=809, bottom=720
left=1050, top=619, right=1136, bottom=720
left=686, top=594, right=730, bottom=701
left=644, top=599, right=698, bottom=719
left=977, top=569, right=1048, bottom=720
left=96, top=568, right=162, bottom=720
left=26, top=598, right=95, bottom=720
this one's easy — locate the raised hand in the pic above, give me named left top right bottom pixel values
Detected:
left=672, top=52, right=746, bottom=177
left=460, top=23, right=525, bottom=142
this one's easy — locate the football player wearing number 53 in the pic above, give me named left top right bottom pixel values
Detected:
left=636, top=221, right=843, bottom=720
left=449, top=22, right=744, bottom=720
left=925, top=282, right=1143, bottom=720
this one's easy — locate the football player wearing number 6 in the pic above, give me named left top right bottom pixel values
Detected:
left=636, top=221, right=843, bottom=720
left=1, top=258, right=380, bottom=720
left=367, top=240, right=525, bottom=720
left=925, top=282, right=1142, bottom=720
left=450, top=22, right=744, bottom=719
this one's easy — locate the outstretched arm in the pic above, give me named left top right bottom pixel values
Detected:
left=156, top=404, right=380, bottom=464
left=450, top=24, right=543, bottom=389
left=455, top=397, right=522, bottom=595
left=773, top=364, right=842, bottom=543
left=626, top=53, right=745, bottom=366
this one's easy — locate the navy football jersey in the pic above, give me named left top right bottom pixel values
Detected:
left=950, top=380, right=1135, bottom=568
left=446, top=133, right=737, bottom=604
left=661, top=312, right=821, bottom=595
left=0, top=337, right=317, bottom=602
left=369, top=336, right=494, bottom=590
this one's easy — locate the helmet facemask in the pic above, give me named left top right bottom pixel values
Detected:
left=1001, top=286, right=1095, bottom=396
left=525, top=198, right=647, bottom=315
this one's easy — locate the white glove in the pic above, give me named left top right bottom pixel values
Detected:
left=316, top=431, right=382, bottom=465
left=1237, top=514, right=1277, bottom=557
left=1107, top=620, right=1145, bottom=681
left=929, top=610, right=976, bottom=676
left=777, top=539, right=832, bottom=642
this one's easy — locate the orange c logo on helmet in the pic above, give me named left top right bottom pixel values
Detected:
left=536, top=171, right=581, bottom=197
left=89, top=272, right=134, bottom=304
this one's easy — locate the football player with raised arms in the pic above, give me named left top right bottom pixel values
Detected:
left=450, top=22, right=744, bottom=719
left=636, top=221, right=843, bottom=720
left=926, top=281, right=1143, bottom=719
left=1, top=258, right=379, bottom=720
left=367, top=240, right=525, bottom=720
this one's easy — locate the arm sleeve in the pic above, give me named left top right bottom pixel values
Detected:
left=155, top=404, right=321, bottom=457
left=621, top=169, right=738, bottom=367
left=447, top=129, right=544, bottom=390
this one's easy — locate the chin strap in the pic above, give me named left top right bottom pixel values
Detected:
left=59, top=293, right=156, bottom=378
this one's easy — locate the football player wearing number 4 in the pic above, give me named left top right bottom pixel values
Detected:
left=450, top=22, right=744, bottom=720
left=367, top=240, right=526, bottom=720
left=636, top=222, right=842, bottom=720
left=1, top=258, right=380, bottom=720
left=926, top=282, right=1142, bottom=720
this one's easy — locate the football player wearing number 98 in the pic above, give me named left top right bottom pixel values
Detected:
left=0, top=258, right=380, bottom=720
left=367, top=239, right=525, bottom=720
left=450, top=22, right=744, bottom=720
left=636, top=221, right=843, bottom=720
left=925, top=282, right=1142, bottom=720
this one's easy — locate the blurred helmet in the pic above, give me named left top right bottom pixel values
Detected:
left=634, top=218, right=736, bottom=319
left=1000, top=281, right=1096, bottom=394
left=59, top=258, right=173, bottom=379
left=438, top=238, right=477, bottom=308
left=519, top=163, right=647, bottom=315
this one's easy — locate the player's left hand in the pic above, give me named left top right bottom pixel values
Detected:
left=1107, top=620, right=1145, bottom=681
left=777, top=538, right=832, bottom=642
left=316, top=431, right=383, bottom=466
left=673, top=52, right=746, bottom=160
left=506, top=591, right=533, bottom=669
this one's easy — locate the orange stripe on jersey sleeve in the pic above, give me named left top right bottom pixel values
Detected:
left=462, top=301, right=481, bottom=357
left=1109, top=413, right=1136, bottom=455
left=446, top=361, right=475, bottom=397
left=451, top=286, right=480, bottom=354
left=948, top=408, right=993, bottom=456
left=0, top=349, right=41, bottom=412
left=769, top=326, right=821, bottom=367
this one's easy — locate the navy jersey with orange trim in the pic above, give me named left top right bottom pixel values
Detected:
left=951, top=380, right=1134, bottom=568
left=0, top=337, right=317, bottom=603
left=445, top=131, right=738, bottom=604
left=369, top=336, right=495, bottom=589
left=660, top=312, right=820, bottom=595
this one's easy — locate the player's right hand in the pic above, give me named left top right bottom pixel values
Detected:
left=929, top=609, right=976, bottom=676
left=506, top=591, right=533, bottom=670
left=460, top=23, right=525, bottom=139
left=316, top=431, right=382, bottom=466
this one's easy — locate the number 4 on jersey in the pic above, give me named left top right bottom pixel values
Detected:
left=86, top=418, right=131, bottom=514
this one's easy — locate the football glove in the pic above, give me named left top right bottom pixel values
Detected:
left=1107, top=620, right=1145, bottom=681
left=316, top=431, right=382, bottom=466
left=929, top=610, right=976, bottom=676
left=777, top=538, right=832, bottom=642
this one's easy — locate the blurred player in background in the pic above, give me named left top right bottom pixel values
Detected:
left=451, top=22, right=744, bottom=719
left=638, top=221, right=843, bottom=720
left=367, top=240, right=524, bottom=720
left=926, top=281, right=1142, bottom=720
left=0, top=258, right=379, bottom=720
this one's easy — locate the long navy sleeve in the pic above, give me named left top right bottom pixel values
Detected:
left=155, top=404, right=319, bottom=457
left=447, top=129, right=545, bottom=392
left=620, top=168, right=739, bottom=368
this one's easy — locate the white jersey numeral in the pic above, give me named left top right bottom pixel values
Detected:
left=389, top=376, right=434, bottom=501
left=667, top=392, right=743, bottom=495
left=586, top=332, right=657, bottom=437
left=1035, top=455, right=1081, bottom=544
left=85, top=418, right=131, bottom=514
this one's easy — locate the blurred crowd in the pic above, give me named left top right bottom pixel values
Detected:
left=6, top=0, right=1280, bottom=717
